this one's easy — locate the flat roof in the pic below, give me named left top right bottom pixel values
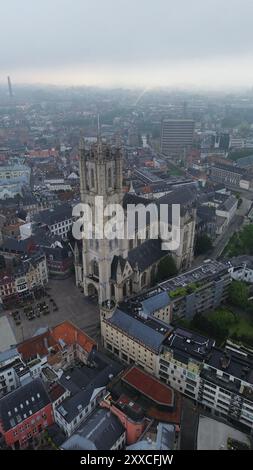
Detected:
left=160, top=260, right=228, bottom=293
left=206, top=347, right=253, bottom=385
left=165, top=327, right=215, bottom=363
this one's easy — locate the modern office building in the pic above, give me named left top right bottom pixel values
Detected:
left=161, top=119, right=195, bottom=157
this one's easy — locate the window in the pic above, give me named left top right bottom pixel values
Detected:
left=186, top=378, right=196, bottom=386
left=91, top=169, right=95, bottom=188
left=186, top=383, right=195, bottom=391
left=108, top=168, right=112, bottom=187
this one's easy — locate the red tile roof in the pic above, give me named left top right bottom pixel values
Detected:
left=51, top=321, right=96, bottom=354
left=17, top=331, right=57, bottom=361
left=18, top=321, right=96, bottom=361
left=122, top=366, right=174, bottom=407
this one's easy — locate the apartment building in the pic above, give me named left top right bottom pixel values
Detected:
left=159, top=260, right=231, bottom=319
left=100, top=295, right=172, bottom=375
left=0, top=378, right=54, bottom=449
left=0, top=348, right=31, bottom=398
left=199, top=345, right=253, bottom=431
left=0, top=251, right=48, bottom=306
left=100, top=266, right=253, bottom=431
left=158, top=327, right=215, bottom=400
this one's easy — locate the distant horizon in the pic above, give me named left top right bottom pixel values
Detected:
left=1, top=74, right=253, bottom=95
left=1, top=0, right=253, bottom=93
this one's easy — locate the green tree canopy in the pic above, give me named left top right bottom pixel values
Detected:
left=228, top=280, right=249, bottom=308
left=194, top=234, right=213, bottom=256
left=156, top=255, right=178, bottom=282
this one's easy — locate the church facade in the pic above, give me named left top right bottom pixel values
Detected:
left=75, top=138, right=196, bottom=304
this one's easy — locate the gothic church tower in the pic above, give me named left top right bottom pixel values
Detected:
left=77, top=134, right=125, bottom=304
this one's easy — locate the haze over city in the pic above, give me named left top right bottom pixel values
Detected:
left=1, top=0, right=253, bottom=458
left=1, top=0, right=253, bottom=89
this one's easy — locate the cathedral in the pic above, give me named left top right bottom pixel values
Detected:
left=74, top=137, right=196, bottom=304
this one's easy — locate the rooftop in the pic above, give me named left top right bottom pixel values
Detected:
left=159, top=260, right=228, bottom=294
left=61, top=408, right=125, bottom=450
left=211, top=163, right=246, bottom=176
left=33, top=203, right=72, bottom=226
left=108, top=366, right=182, bottom=425
left=0, top=347, right=19, bottom=365
left=107, top=307, right=172, bottom=353
left=56, top=351, right=122, bottom=423
left=205, top=347, right=253, bottom=386
left=122, top=366, right=174, bottom=407
left=164, top=327, right=215, bottom=363
left=17, top=320, right=96, bottom=362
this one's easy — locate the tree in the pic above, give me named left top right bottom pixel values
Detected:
left=190, top=313, right=228, bottom=344
left=210, top=309, right=237, bottom=331
left=228, top=281, right=249, bottom=308
left=226, top=224, right=253, bottom=256
left=238, top=121, right=250, bottom=138
left=156, top=255, right=178, bottom=282
left=194, top=234, right=213, bottom=256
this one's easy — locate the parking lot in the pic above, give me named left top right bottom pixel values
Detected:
left=2, top=276, right=100, bottom=344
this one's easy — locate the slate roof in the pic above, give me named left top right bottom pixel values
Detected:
left=123, top=187, right=197, bottom=225
left=56, top=351, right=122, bottom=423
left=127, top=423, right=175, bottom=450
left=107, top=308, right=168, bottom=353
left=33, top=204, right=72, bottom=226
left=61, top=408, right=125, bottom=450
left=123, top=192, right=151, bottom=209
left=156, top=186, right=197, bottom=207
left=0, top=347, right=19, bottom=364
left=211, top=163, right=245, bottom=175
left=140, top=291, right=170, bottom=315
left=0, top=378, right=51, bottom=432
left=197, top=205, right=216, bottom=222
left=128, top=238, right=168, bottom=272
left=0, top=237, right=34, bottom=254
left=218, top=195, right=237, bottom=212
left=236, top=154, right=253, bottom=168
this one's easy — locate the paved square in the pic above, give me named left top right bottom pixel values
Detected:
left=1, top=276, right=100, bottom=345
left=0, top=316, right=16, bottom=351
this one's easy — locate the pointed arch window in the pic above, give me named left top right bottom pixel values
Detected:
left=91, top=169, right=95, bottom=188
left=108, top=168, right=112, bottom=188
left=92, top=259, right=99, bottom=278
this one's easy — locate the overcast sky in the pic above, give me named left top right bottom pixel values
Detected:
left=1, top=0, right=253, bottom=88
